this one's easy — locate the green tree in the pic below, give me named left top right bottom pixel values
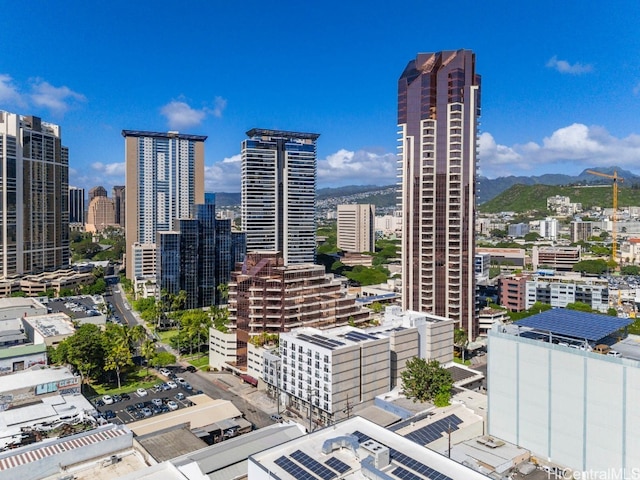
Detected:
left=453, top=328, right=469, bottom=362
left=56, top=323, right=105, bottom=381
left=523, top=232, right=541, bottom=242
left=210, top=305, right=230, bottom=333
left=370, top=302, right=385, bottom=314
left=572, top=259, right=608, bottom=275
left=607, top=307, right=619, bottom=317
left=104, top=343, right=133, bottom=389
left=401, top=358, right=453, bottom=406
left=621, top=265, right=640, bottom=275
left=152, top=351, right=177, bottom=368
left=217, top=283, right=229, bottom=304
left=566, top=302, right=593, bottom=313
left=141, top=339, right=156, bottom=376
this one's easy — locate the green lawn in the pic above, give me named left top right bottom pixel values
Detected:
left=90, top=367, right=161, bottom=396
left=185, top=355, right=209, bottom=369
left=453, top=357, right=471, bottom=366
left=158, top=329, right=179, bottom=343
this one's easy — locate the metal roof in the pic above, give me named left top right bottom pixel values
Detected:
left=517, top=309, right=632, bottom=342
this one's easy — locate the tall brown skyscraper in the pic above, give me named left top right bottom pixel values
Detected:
left=398, top=49, right=481, bottom=340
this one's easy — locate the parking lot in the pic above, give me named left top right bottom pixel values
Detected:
left=93, top=370, right=202, bottom=424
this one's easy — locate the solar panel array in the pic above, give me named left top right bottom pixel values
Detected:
left=296, top=333, right=345, bottom=350
left=325, top=457, right=351, bottom=474
left=403, top=414, right=463, bottom=445
left=343, top=331, right=379, bottom=342
left=275, top=455, right=316, bottom=479
left=352, top=431, right=453, bottom=480
left=517, top=309, right=632, bottom=342
left=291, top=450, right=337, bottom=480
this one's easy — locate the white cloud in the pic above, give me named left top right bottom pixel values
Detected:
left=479, top=123, right=640, bottom=178
left=91, top=161, right=126, bottom=177
left=160, top=101, right=207, bottom=130
left=546, top=56, right=593, bottom=75
left=0, top=74, right=24, bottom=105
left=212, top=96, right=227, bottom=118
left=160, top=96, right=227, bottom=129
left=204, top=154, right=242, bottom=192
left=30, top=79, right=86, bottom=114
left=318, top=149, right=397, bottom=187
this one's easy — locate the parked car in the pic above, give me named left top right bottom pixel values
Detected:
left=152, top=398, right=163, bottom=407
left=159, top=368, right=171, bottom=376
left=121, top=393, right=131, bottom=401
left=176, top=377, right=186, bottom=385
left=182, top=383, right=193, bottom=391
left=95, top=399, right=105, bottom=407
left=141, top=407, right=153, bottom=417
left=102, top=395, right=114, bottom=405
left=593, top=344, right=611, bottom=355
left=608, top=350, right=621, bottom=357
left=175, top=392, right=185, bottom=401
left=270, top=414, right=283, bottom=422
left=167, top=400, right=179, bottom=411
left=112, top=394, right=122, bottom=403
left=136, top=388, right=148, bottom=397
left=167, top=381, right=178, bottom=389
left=186, top=366, right=197, bottom=373
left=104, top=410, right=116, bottom=419
left=126, top=405, right=137, bottom=413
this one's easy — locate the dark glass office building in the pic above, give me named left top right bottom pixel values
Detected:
left=398, top=50, right=481, bottom=340
left=158, top=196, right=246, bottom=308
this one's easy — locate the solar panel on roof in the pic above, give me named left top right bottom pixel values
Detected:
left=344, top=331, right=378, bottom=342
left=516, top=309, right=632, bottom=342
left=325, top=457, right=351, bottom=474
left=275, top=455, right=316, bottom=479
left=291, top=450, right=337, bottom=480
left=402, top=414, right=463, bottom=445
left=351, top=431, right=453, bottom=480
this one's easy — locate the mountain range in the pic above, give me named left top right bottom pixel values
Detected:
left=213, top=166, right=640, bottom=208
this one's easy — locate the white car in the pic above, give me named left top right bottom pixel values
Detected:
left=102, top=395, right=114, bottom=405
left=176, top=377, right=186, bottom=385
left=166, top=381, right=178, bottom=389
left=159, top=368, right=171, bottom=377
left=136, top=388, right=148, bottom=397
left=167, top=400, right=179, bottom=411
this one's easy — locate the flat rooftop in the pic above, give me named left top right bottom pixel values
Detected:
left=515, top=309, right=632, bottom=342
left=0, top=366, right=75, bottom=392
left=250, top=416, right=489, bottom=480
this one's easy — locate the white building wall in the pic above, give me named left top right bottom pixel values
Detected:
left=209, top=328, right=237, bottom=370
left=488, top=328, right=640, bottom=472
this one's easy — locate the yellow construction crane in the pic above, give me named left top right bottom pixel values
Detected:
left=586, top=169, right=624, bottom=265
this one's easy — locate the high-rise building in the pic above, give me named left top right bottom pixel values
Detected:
left=337, top=204, right=375, bottom=253
left=241, top=129, right=319, bottom=265
left=398, top=49, right=481, bottom=340
left=0, top=112, right=69, bottom=278
left=158, top=196, right=246, bottom=309
left=112, top=185, right=125, bottom=227
left=86, top=196, right=116, bottom=233
left=122, top=130, right=206, bottom=280
left=88, top=185, right=107, bottom=203
left=68, top=186, right=85, bottom=224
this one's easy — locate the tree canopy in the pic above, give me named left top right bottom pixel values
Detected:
left=401, top=358, right=453, bottom=407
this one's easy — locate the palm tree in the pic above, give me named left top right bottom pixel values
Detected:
left=453, top=328, right=469, bottom=363
left=141, top=339, right=156, bottom=376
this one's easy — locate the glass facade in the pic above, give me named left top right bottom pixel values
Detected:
left=241, top=129, right=319, bottom=265
left=157, top=200, right=246, bottom=308
left=398, top=50, right=481, bottom=339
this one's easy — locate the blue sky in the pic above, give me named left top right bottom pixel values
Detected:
left=1, top=0, right=640, bottom=193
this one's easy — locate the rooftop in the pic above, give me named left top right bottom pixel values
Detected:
left=121, top=129, right=208, bottom=141
left=250, top=416, right=489, bottom=480
left=246, top=128, right=320, bottom=141
left=0, top=366, right=76, bottom=392
left=516, top=309, right=632, bottom=342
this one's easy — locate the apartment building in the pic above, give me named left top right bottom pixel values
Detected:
left=398, top=50, right=480, bottom=340
left=227, top=251, right=370, bottom=368
left=277, top=327, right=391, bottom=426
left=337, top=204, right=375, bottom=253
